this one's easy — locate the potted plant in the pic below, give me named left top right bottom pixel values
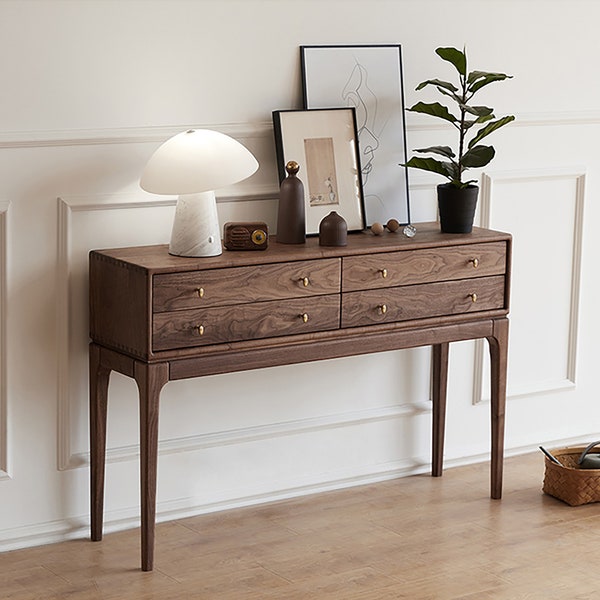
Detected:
left=403, top=47, right=514, bottom=233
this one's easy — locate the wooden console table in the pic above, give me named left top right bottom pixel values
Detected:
left=89, top=222, right=511, bottom=571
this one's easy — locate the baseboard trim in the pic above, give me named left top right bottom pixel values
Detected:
left=0, top=457, right=426, bottom=552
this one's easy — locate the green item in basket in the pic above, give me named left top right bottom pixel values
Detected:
left=577, top=441, right=600, bottom=469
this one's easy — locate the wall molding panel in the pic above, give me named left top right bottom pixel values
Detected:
left=56, top=194, right=177, bottom=470
left=1, top=110, right=599, bottom=150
left=0, top=121, right=273, bottom=149
left=472, top=168, right=586, bottom=404
left=0, top=201, right=9, bottom=480
left=70, top=402, right=432, bottom=468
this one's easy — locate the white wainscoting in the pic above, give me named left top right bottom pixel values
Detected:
left=57, top=194, right=175, bottom=470
left=473, top=168, right=586, bottom=404
left=0, top=122, right=272, bottom=149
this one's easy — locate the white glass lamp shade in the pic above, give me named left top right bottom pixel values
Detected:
left=140, top=129, right=259, bottom=257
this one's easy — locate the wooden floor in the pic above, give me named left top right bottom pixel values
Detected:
left=3, top=452, right=600, bottom=599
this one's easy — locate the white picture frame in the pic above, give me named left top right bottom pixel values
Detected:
left=272, top=108, right=365, bottom=235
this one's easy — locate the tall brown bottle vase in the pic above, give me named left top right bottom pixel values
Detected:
left=276, top=160, right=306, bottom=244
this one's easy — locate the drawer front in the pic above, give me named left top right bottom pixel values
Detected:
left=153, top=294, right=341, bottom=350
left=342, top=242, right=506, bottom=292
left=153, top=258, right=341, bottom=312
left=341, top=276, right=505, bottom=328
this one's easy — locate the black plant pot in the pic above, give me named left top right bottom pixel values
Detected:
left=437, top=183, right=479, bottom=233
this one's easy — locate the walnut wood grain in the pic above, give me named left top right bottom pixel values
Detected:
left=342, top=241, right=507, bottom=292
left=134, top=360, right=168, bottom=572
left=487, top=317, right=509, bottom=499
left=89, top=344, right=111, bottom=543
left=89, top=253, right=151, bottom=359
left=93, top=223, right=510, bottom=274
left=341, top=275, right=505, bottom=328
left=168, top=320, right=496, bottom=380
left=153, top=294, right=341, bottom=351
left=153, top=258, right=341, bottom=312
left=432, top=343, right=449, bottom=478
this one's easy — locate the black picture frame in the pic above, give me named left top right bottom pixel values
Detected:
left=301, top=44, right=411, bottom=227
left=272, top=107, right=366, bottom=235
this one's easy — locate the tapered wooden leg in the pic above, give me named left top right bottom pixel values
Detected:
left=486, top=318, right=509, bottom=499
left=89, top=343, right=111, bottom=542
left=134, top=361, right=168, bottom=572
left=431, top=343, right=449, bottom=477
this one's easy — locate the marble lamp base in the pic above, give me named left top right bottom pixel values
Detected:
left=169, top=191, right=222, bottom=257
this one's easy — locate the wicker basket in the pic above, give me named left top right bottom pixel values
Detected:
left=543, top=446, right=600, bottom=506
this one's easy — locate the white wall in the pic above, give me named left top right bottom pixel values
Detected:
left=1, top=0, right=599, bottom=550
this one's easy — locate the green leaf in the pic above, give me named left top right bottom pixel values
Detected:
left=445, top=161, right=461, bottom=181
left=436, top=87, right=464, bottom=105
left=463, top=114, right=494, bottom=130
left=468, top=115, right=515, bottom=148
left=407, top=101, right=457, bottom=123
left=457, top=179, right=479, bottom=188
left=468, top=73, right=513, bottom=94
left=436, top=47, right=467, bottom=76
left=461, top=145, right=495, bottom=168
left=461, top=105, right=494, bottom=117
left=402, top=156, right=454, bottom=179
left=414, top=145, right=456, bottom=159
left=467, top=70, right=511, bottom=83
left=415, top=78, right=458, bottom=93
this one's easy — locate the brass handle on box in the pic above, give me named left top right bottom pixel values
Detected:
left=300, top=277, right=310, bottom=287
left=469, top=258, right=479, bottom=269
left=195, top=287, right=205, bottom=299
left=300, top=313, right=309, bottom=323
left=196, top=324, right=205, bottom=336
left=468, top=293, right=478, bottom=303
left=378, top=304, right=388, bottom=315
left=379, top=268, right=388, bottom=279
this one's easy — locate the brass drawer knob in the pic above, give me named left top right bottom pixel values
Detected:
left=300, top=313, right=309, bottom=323
left=469, top=258, right=479, bottom=268
left=300, top=277, right=310, bottom=287
left=195, top=287, right=205, bottom=298
left=378, top=304, right=388, bottom=315
left=379, top=268, right=388, bottom=279
left=469, top=293, right=478, bottom=303
left=196, top=324, right=205, bottom=336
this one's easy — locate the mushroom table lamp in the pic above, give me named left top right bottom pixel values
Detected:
left=140, top=129, right=259, bottom=257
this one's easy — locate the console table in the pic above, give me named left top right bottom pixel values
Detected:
left=89, top=222, right=511, bottom=571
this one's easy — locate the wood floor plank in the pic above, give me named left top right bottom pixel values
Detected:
left=2, top=453, right=600, bottom=599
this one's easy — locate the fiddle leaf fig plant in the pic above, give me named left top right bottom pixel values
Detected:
left=403, top=47, right=515, bottom=188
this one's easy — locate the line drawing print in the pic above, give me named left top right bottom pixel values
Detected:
left=302, top=45, right=411, bottom=226
left=341, top=59, right=382, bottom=189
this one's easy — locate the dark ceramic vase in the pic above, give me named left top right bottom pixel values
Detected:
left=437, top=183, right=479, bottom=233
left=277, top=161, right=306, bottom=244
left=319, top=211, right=347, bottom=246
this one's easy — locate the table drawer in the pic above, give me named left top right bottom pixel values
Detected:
left=153, top=258, right=341, bottom=312
left=342, top=242, right=506, bottom=292
left=341, top=275, right=505, bottom=328
left=153, top=294, right=341, bottom=350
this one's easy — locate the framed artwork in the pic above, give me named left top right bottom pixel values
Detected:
left=301, top=44, right=411, bottom=227
left=272, top=108, right=365, bottom=235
